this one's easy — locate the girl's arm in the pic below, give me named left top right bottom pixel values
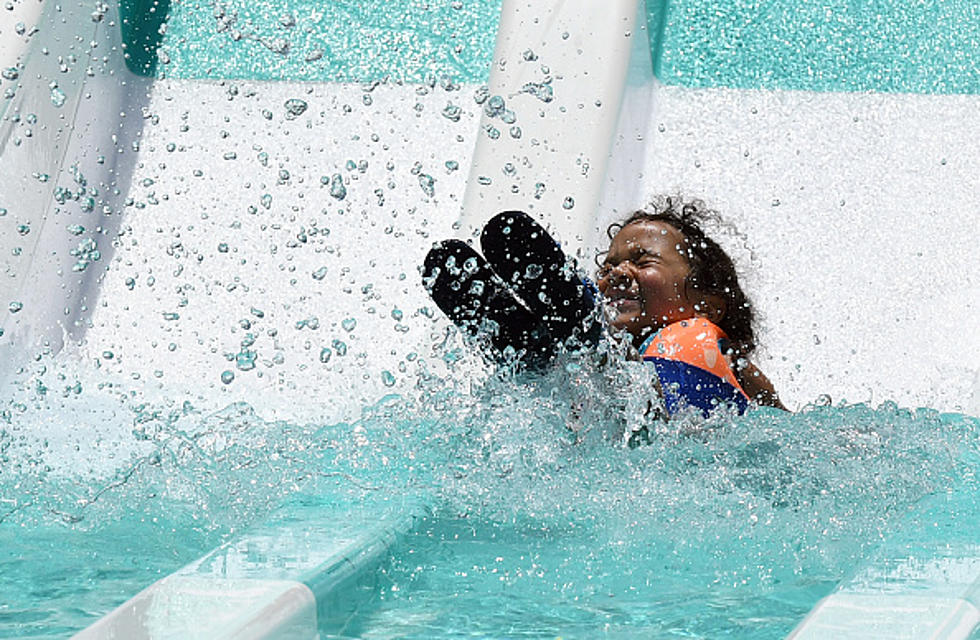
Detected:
left=735, top=361, right=787, bottom=410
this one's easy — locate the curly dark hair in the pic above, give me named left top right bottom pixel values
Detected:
left=604, top=196, right=757, bottom=356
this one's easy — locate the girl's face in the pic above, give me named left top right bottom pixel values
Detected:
left=597, top=221, right=709, bottom=343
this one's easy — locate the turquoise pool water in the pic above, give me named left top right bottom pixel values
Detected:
left=3, top=360, right=978, bottom=637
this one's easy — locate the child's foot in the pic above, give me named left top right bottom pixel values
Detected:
left=480, top=211, right=600, bottom=347
left=422, top=239, right=551, bottom=363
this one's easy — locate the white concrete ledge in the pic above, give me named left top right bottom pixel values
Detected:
left=788, top=592, right=980, bottom=640
left=73, top=577, right=317, bottom=640
left=74, top=491, right=429, bottom=639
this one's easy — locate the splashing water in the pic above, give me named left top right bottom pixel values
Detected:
left=3, top=339, right=974, bottom=637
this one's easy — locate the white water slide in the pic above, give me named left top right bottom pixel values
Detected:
left=1, top=0, right=978, bottom=637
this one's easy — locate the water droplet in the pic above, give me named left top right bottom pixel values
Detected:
left=236, top=350, right=257, bottom=371
left=341, top=317, right=357, bottom=332
left=49, top=84, right=66, bottom=108
left=509, top=126, right=522, bottom=139
left=525, top=263, right=543, bottom=279
left=520, top=81, right=554, bottom=103
left=381, top=370, right=396, bottom=387
left=418, top=173, right=435, bottom=198
left=445, top=160, right=459, bottom=172
left=312, top=267, right=327, bottom=280
left=522, top=49, right=538, bottom=61
left=391, top=308, right=403, bottom=321
left=8, top=301, right=23, bottom=313
left=319, top=347, right=332, bottom=363
left=260, top=193, right=273, bottom=209
left=484, top=95, right=506, bottom=118
left=441, top=103, right=462, bottom=122
left=217, top=242, right=229, bottom=253
left=332, top=339, right=348, bottom=356
left=562, top=196, right=575, bottom=210
left=473, top=85, right=490, bottom=105
left=221, top=370, right=235, bottom=384
left=284, top=98, right=308, bottom=117
left=329, top=174, right=346, bottom=200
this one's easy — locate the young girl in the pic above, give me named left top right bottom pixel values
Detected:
left=422, top=197, right=783, bottom=415
left=597, top=198, right=783, bottom=412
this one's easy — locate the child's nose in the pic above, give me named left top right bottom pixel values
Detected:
left=608, top=263, right=634, bottom=286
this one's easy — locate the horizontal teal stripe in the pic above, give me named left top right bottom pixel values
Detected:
left=153, top=0, right=501, bottom=83
left=650, top=0, right=980, bottom=95
left=126, top=0, right=980, bottom=94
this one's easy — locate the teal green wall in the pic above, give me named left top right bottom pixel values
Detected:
left=651, top=0, right=980, bottom=94
left=122, top=0, right=979, bottom=94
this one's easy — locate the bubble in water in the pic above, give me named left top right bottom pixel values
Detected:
left=332, top=339, right=348, bottom=356
left=260, top=193, right=272, bottom=209
left=8, top=301, right=23, bottom=313
left=525, top=263, right=543, bottom=279
left=562, top=196, right=575, bottom=210
left=312, top=267, right=328, bottom=280
left=381, top=370, right=396, bottom=387
left=341, top=318, right=357, bottom=332
left=284, top=98, right=308, bottom=117
left=220, top=370, right=235, bottom=384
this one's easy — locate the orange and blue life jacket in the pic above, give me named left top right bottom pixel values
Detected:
left=638, top=318, right=750, bottom=416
